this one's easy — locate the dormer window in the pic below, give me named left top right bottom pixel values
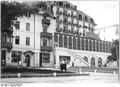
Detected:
left=90, top=18, right=95, bottom=24
left=66, top=3, right=70, bottom=8
left=85, top=16, right=88, bottom=22
left=63, top=17, right=68, bottom=23
left=79, top=14, right=82, bottom=20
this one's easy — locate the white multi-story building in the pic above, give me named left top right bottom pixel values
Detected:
left=2, top=1, right=114, bottom=68
left=95, top=24, right=119, bottom=42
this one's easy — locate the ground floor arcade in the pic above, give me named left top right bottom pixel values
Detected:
left=1, top=47, right=111, bottom=68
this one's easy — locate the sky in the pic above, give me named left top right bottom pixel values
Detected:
left=5, top=0, right=119, bottom=29
left=70, top=1, right=119, bottom=29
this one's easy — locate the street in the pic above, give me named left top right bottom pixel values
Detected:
left=1, top=72, right=119, bottom=83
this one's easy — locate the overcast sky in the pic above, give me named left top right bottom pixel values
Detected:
left=70, top=1, right=119, bottom=29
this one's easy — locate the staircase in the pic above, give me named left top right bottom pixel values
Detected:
left=65, top=48, right=90, bottom=67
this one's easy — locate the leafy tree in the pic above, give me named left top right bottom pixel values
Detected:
left=106, top=40, right=119, bottom=64
left=1, top=1, right=39, bottom=32
left=1, top=1, right=55, bottom=32
left=111, top=40, right=119, bottom=61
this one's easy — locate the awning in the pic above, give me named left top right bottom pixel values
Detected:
left=23, top=50, right=35, bottom=55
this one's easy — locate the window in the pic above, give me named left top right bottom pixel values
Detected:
left=26, top=23, right=30, bottom=31
left=100, top=41, right=102, bottom=52
left=64, top=35, right=67, bottom=48
left=83, top=56, right=88, bottom=63
left=116, top=28, right=119, bottom=35
left=85, top=16, right=88, bottom=21
left=11, top=51, right=22, bottom=62
left=15, top=21, right=20, bottom=29
left=59, top=1, right=63, bottom=6
left=66, top=3, right=70, bottom=8
left=93, top=40, right=95, bottom=51
left=59, top=34, right=63, bottom=47
left=26, top=37, right=30, bottom=46
left=79, top=14, right=82, bottom=20
left=77, top=38, right=80, bottom=50
left=69, top=36, right=72, bottom=49
left=89, top=39, right=92, bottom=51
left=103, top=41, right=105, bottom=52
left=98, top=58, right=102, bottom=67
left=43, top=39, right=47, bottom=47
left=54, top=33, right=58, bottom=42
left=96, top=41, right=99, bottom=52
left=15, top=36, right=20, bottom=45
left=91, top=57, right=95, bottom=67
left=73, top=37, right=76, bottom=49
left=86, top=39, right=88, bottom=51
left=81, top=38, right=84, bottom=50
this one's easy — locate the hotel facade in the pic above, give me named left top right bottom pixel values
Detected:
left=1, top=1, right=114, bottom=68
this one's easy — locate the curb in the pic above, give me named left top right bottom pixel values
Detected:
left=1, top=73, right=89, bottom=78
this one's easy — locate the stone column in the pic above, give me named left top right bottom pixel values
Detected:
left=76, top=37, right=78, bottom=50
left=84, top=38, right=86, bottom=50
left=72, top=36, right=73, bottom=49
left=99, top=41, right=100, bottom=52
left=118, top=29, right=120, bottom=82
left=108, top=42, right=109, bottom=53
left=88, top=39, right=90, bottom=51
left=104, top=41, right=106, bottom=52
left=91, top=40, right=93, bottom=51
left=95, top=40, right=97, bottom=52
left=63, top=35, right=64, bottom=47
left=80, top=38, right=82, bottom=50
left=67, top=36, right=68, bottom=48
left=58, top=34, right=59, bottom=47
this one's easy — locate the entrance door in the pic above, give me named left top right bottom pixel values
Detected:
left=91, top=57, right=95, bottom=67
left=1, top=50, right=6, bottom=66
left=40, top=53, right=42, bottom=67
left=25, top=55, right=30, bottom=67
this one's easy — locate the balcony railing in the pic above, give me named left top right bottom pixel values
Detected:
left=1, top=35, right=13, bottom=49
left=86, top=32, right=100, bottom=40
left=40, top=32, right=52, bottom=39
left=56, top=10, right=62, bottom=15
left=1, top=42, right=12, bottom=49
left=40, top=46, right=52, bottom=52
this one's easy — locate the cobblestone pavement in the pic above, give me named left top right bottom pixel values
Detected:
left=1, top=72, right=119, bottom=83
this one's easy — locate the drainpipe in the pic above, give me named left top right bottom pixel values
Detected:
left=118, top=27, right=120, bottom=83
left=0, top=2, right=1, bottom=78
left=34, top=13, right=35, bottom=68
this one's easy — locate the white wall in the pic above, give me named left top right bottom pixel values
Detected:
left=95, top=25, right=119, bottom=42
left=55, top=47, right=111, bottom=67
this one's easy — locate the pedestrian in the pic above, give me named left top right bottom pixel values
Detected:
left=62, top=60, right=67, bottom=71
left=60, top=60, right=63, bottom=71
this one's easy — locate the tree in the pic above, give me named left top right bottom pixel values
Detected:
left=1, top=1, right=55, bottom=32
left=111, top=40, right=119, bottom=61
left=1, top=1, right=39, bottom=32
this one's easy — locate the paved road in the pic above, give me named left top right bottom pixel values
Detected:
left=1, top=72, right=119, bottom=83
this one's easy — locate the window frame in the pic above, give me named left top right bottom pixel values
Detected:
left=15, top=36, right=20, bottom=45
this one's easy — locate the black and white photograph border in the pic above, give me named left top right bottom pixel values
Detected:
left=0, top=0, right=120, bottom=86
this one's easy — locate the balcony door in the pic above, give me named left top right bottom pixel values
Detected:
left=43, top=39, right=47, bottom=47
left=25, top=54, right=30, bottom=67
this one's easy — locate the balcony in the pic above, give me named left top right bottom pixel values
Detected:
left=1, top=35, right=13, bottom=49
left=40, top=32, right=52, bottom=39
left=1, top=42, right=12, bottom=49
left=86, top=32, right=100, bottom=40
left=40, top=46, right=53, bottom=52
left=56, top=11, right=62, bottom=15
left=2, top=27, right=13, bottom=34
